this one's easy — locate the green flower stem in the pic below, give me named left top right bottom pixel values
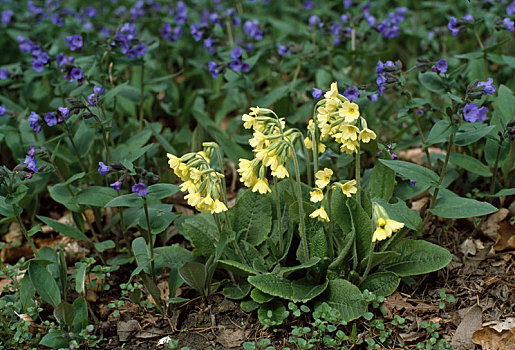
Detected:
left=414, top=111, right=432, bottom=170
left=213, top=145, right=232, bottom=231
left=326, top=189, right=334, bottom=261
left=355, top=144, right=361, bottom=204
left=138, top=60, right=145, bottom=131
left=12, top=204, right=38, bottom=257
left=64, top=125, right=87, bottom=174
left=290, top=62, right=301, bottom=90
left=490, top=140, right=502, bottom=194
left=289, top=142, right=309, bottom=262
left=225, top=19, right=234, bottom=47
left=418, top=132, right=455, bottom=233
left=312, top=109, right=320, bottom=175
left=302, top=143, right=312, bottom=187
left=95, top=105, right=113, bottom=163
left=143, top=196, right=156, bottom=281
left=472, top=27, right=488, bottom=81
left=506, top=143, right=515, bottom=188
left=273, top=177, right=283, bottom=254
left=361, top=233, right=376, bottom=282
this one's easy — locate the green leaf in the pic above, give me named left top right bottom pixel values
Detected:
left=48, top=184, right=80, bottom=212
left=39, top=331, right=69, bottom=348
left=248, top=273, right=327, bottom=302
left=384, top=239, right=452, bottom=276
left=103, top=82, right=141, bottom=105
left=369, top=160, right=395, bottom=201
left=146, top=184, right=180, bottom=200
left=28, top=261, right=61, bottom=307
left=93, top=240, right=115, bottom=253
left=178, top=216, right=217, bottom=256
left=419, top=72, right=446, bottom=94
left=325, top=279, right=367, bottom=322
left=72, top=297, right=88, bottom=332
left=331, top=190, right=351, bottom=233
left=138, top=205, right=178, bottom=235
left=425, top=120, right=454, bottom=145
left=488, top=188, right=515, bottom=197
left=229, top=190, right=272, bottom=246
left=5, top=185, right=28, bottom=205
left=62, top=172, right=86, bottom=186
left=223, top=280, right=252, bottom=300
left=347, top=198, right=373, bottom=263
left=380, top=160, right=439, bottom=186
left=251, top=288, right=274, bottom=304
left=279, top=257, right=321, bottom=278
left=20, top=273, right=35, bottom=310
left=497, top=85, right=514, bottom=125
left=70, top=186, right=117, bottom=207
left=430, top=192, right=498, bottom=218
left=359, top=272, right=400, bottom=297
left=54, top=301, right=76, bottom=327
left=241, top=300, right=260, bottom=312
left=75, top=264, right=87, bottom=294
left=37, top=215, right=89, bottom=241
left=179, top=262, right=207, bottom=293
left=154, top=244, right=194, bottom=270
left=454, top=124, right=495, bottom=146
left=254, top=85, right=290, bottom=107
left=218, top=260, right=259, bottom=276
left=258, top=300, right=289, bottom=326
left=449, top=152, right=492, bottom=177
left=104, top=193, right=144, bottom=208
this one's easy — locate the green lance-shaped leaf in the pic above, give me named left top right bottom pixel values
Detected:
left=430, top=192, right=498, bottom=219
left=384, top=239, right=452, bottom=276
left=347, top=198, right=373, bottom=264
left=248, top=273, right=328, bottom=303
left=37, top=215, right=89, bottom=241
left=54, top=301, right=76, bottom=327
left=177, top=215, right=218, bottom=256
left=359, top=272, right=400, bottom=298
left=179, top=262, right=207, bottom=294
left=369, top=159, right=395, bottom=201
left=325, top=278, right=367, bottom=323
left=28, top=261, right=62, bottom=307
left=72, top=297, right=88, bottom=332
left=379, top=160, right=439, bottom=186
left=229, top=190, right=272, bottom=246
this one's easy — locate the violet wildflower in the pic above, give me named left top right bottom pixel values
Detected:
left=503, top=18, right=514, bottom=32
left=58, top=107, right=69, bottom=119
left=44, top=112, right=58, bottom=127
left=18, top=36, right=33, bottom=53
left=312, top=88, right=323, bottom=100
left=0, top=104, right=5, bottom=116
left=341, top=14, right=349, bottom=24
left=85, top=6, right=97, bottom=18
left=71, top=68, right=83, bottom=81
left=31, top=60, right=45, bottom=73
left=369, top=93, right=378, bottom=102
left=308, top=15, right=322, bottom=28
left=417, top=109, right=424, bottom=115
left=477, top=78, right=496, bottom=95
left=463, top=103, right=488, bottom=123
left=190, top=23, right=203, bottom=41
left=27, top=146, right=36, bottom=157
left=28, top=112, right=42, bottom=133
left=277, top=45, right=290, bottom=56
left=110, top=181, right=122, bottom=192
left=343, top=0, right=352, bottom=9
left=162, top=23, right=182, bottom=41
left=98, top=162, right=110, bottom=176
left=230, top=46, right=242, bottom=59
left=1, top=10, right=14, bottom=26
left=462, top=14, right=474, bottom=23
left=175, top=1, right=188, bottom=25
left=410, top=180, right=416, bottom=187
left=208, top=61, right=221, bottom=78
left=56, top=54, right=67, bottom=67
left=432, top=59, right=448, bottom=74
left=508, top=1, right=515, bottom=15
left=243, top=20, right=263, bottom=40
left=0, top=67, right=8, bottom=79
left=304, top=1, right=313, bottom=10
left=391, top=152, right=398, bottom=160
left=66, top=34, right=83, bottom=51
left=343, top=87, right=360, bottom=101
left=132, top=183, right=147, bottom=196
left=229, top=59, right=242, bottom=72
left=448, top=16, right=460, bottom=36
left=24, top=156, right=38, bottom=173
left=241, top=62, right=250, bottom=72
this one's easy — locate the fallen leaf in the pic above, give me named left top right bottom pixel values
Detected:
left=216, top=327, right=248, bottom=348
left=135, top=327, right=167, bottom=339
left=472, top=319, right=515, bottom=350
left=4, top=222, right=23, bottom=243
left=398, top=148, right=446, bottom=165
left=460, top=238, right=477, bottom=256
left=481, top=209, right=510, bottom=241
left=117, top=320, right=141, bottom=342
left=451, top=305, right=483, bottom=349
left=411, top=196, right=430, bottom=213
left=493, top=222, right=515, bottom=252
left=0, top=245, right=33, bottom=264
left=158, top=280, right=169, bottom=301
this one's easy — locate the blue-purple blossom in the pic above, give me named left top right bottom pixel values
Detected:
left=230, top=46, right=242, bottom=59
left=304, top=1, right=313, bottom=10
left=432, top=59, right=448, bottom=74
left=27, top=146, right=35, bottom=157
left=477, top=78, right=496, bottom=95
left=508, top=1, right=515, bottom=15
left=66, top=35, right=83, bottom=51
left=391, top=152, right=398, bottom=160
left=85, top=6, right=97, bottom=18
left=94, top=86, right=104, bottom=96
left=503, top=18, right=514, bottom=33
left=56, top=54, right=67, bottom=67
left=343, top=87, right=360, bottom=101
left=243, top=20, right=263, bottom=40
left=341, top=14, right=348, bottom=24
left=410, top=180, right=416, bottom=187
left=44, top=112, right=58, bottom=127
left=462, top=14, right=474, bottom=23
left=363, top=5, right=376, bottom=26
left=241, top=62, right=250, bottom=72
left=18, top=36, right=33, bottom=53
left=28, top=112, right=42, bottom=133
left=70, top=68, right=83, bottom=81
left=110, top=181, right=122, bottom=192
left=376, top=7, right=407, bottom=39
left=190, top=23, right=203, bottom=41
left=31, top=60, right=45, bottom=73
left=308, top=15, right=322, bottom=28
left=132, top=183, right=147, bottom=196
left=448, top=16, right=460, bottom=36
left=229, top=59, right=242, bottom=72
left=1, top=10, right=13, bottom=26
left=0, top=68, right=8, bottom=80
left=369, top=94, right=378, bottom=102
left=51, top=13, right=63, bottom=26
left=58, top=107, right=69, bottom=119
left=277, top=45, right=290, bottom=56
left=24, top=156, right=38, bottom=173
left=343, top=0, right=352, bottom=9
left=0, top=104, right=5, bottom=117
left=98, top=162, right=110, bottom=176
left=463, top=103, right=487, bottom=123
left=175, top=1, right=188, bottom=25
left=208, top=61, right=221, bottom=78
left=312, top=88, right=323, bottom=100
left=162, top=23, right=182, bottom=41
left=417, top=109, right=425, bottom=115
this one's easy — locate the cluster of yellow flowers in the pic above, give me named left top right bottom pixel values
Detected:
left=238, top=107, right=297, bottom=194
left=308, top=167, right=358, bottom=222
left=305, top=82, right=376, bottom=154
left=167, top=145, right=227, bottom=214
left=372, top=202, right=405, bottom=242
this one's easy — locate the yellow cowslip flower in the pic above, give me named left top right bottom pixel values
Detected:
left=237, top=159, right=257, bottom=187
left=185, top=192, right=202, bottom=207
left=340, top=140, right=359, bottom=154
left=320, top=123, right=332, bottom=140
left=265, top=154, right=280, bottom=170
left=309, top=206, right=330, bottom=222
left=249, top=106, right=260, bottom=116
left=316, top=106, right=331, bottom=125
left=358, top=128, right=377, bottom=143
left=318, top=142, right=326, bottom=153
left=315, top=168, right=333, bottom=188
left=249, top=130, right=267, bottom=149
left=175, top=163, right=190, bottom=180
left=242, top=114, right=256, bottom=129
left=325, top=98, right=339, bottom=112
left=310, top=188, right=324, bottom=203
left=271, top=164, right=289, bottom=179
left=339, top=179, right=357, bottom=198
left=212, top=199, right=228, bottom=213
left=252, top=178, right=271, bottom=194
left=372, top=226, right=388, bottom=242
left=324, top=82, right=339, bottom=99
left=384, top=219, right=404, bottom=236
left=189, top=168, right=202, bottom=182
left=339, top=101, right=360, bottom=122
left=167, top=153, right=181, bottom=170
left=198, top=194, right=215, bottom=212
left=338, top=124, right=359, bottom=141
left=304, top=136, right=313, bottom=149
left=180, top=180, right=197, bottom=194
left=198, top=151, right=211, bottom=163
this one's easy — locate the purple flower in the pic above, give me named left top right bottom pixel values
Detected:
left=24, top=156, right=38, bottom=173
left=341, top=14, right=349, bottom=24
left=463, top=103, right=488, bottom=123
left=417, top=109, right=425, bottom=115
left=308, top=15, right=322, bottom=27
left=503, top=18, right=514, bottom=33
left=44, top=112, right=57, bottom=127
left=98, top=162, right=110, bottom=176
left=162, top=23, right=182, bottom=41
left=477, top=78, right=496, bottom=95
left=94, top=85, right=104, bottom=96
left=27, top=146, right=36, bottom=157
left=85, top=6, right=97, bottom=18
left=57, top=107, right=69, bottom=119
left=369, top=93, right=378, bottom=102
left=343, top=87, right=360, bottom=101
left=277, top=45, right=290, bottom=56
left=175, top=1, right=188, bottom=25
left=432, top=59, right=448, bottom=74
left=51, top=13, right=63, bottom=26
left=110, top=181, right=122, bottom=192
left=462, top=14, right=474, bottom=23
left=391, top=152, right=398, bottom=160
left=312, top=88, right=323, bottom=100
left=208, top=61, right=220, bottom=78
left=343, top=0, right=352, bottom=9
left=243, top=20, right=263, bottom=40
left=331, top=23, right=342, bottom=36
left=71, top=68, right=83, bottom=81
left=508, top=1, right=515, bottom=15
left=230, top=46, right=242, bottom=59
left=18, top=36, right=33, bottom=53
left=1, top=10, right=14, bottom=26
left=376, top=74, right=387, bottom=86
left=304, top=1, right=313, bottom=10
left=0, top=104, right=5, bottom=116
left=0, top=67, right=8, bottom=80
left=376, top=60, right=385, bottom=74
left=448, top=16, right=460, bottom=36
left=66, top=35, right=83, bottom=51
left=56, top=54, right=67, bottom=67
left=132, top=183, right=147, bottom=196
left=28, top=112, right=41, bottom=133
left=190, top=23, right=203, bottom=41
left=87, top=94, right=97, bottom=106
left=31, top=60, right=45, bottom=73
left=410, top=179, right=416, bottom=187
left=229, top=59, right=242, bottom=72
left=241, top=62, right=250, bottom=72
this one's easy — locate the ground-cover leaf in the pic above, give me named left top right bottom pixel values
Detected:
left=104, top=193, right=144, bottom=208
left=380, top=160, right=439, bottom=186
left=359, top=272, right=400, bottom=297
left=223, top=280, right=252, bottom=300
left=454, top=124, right=495, bottom=146
left=178, top=215, right=218, bottom=256
left=449, top=152, right=492, bottom=177
left=384, top=239, right=452, bottom=276
left=325, top=278, right=367, bottom=322
left=70, top=186, right=117, bottom=207
left=179, top=262, right=207, bottom=294
left=37, top=215, right=89, bottom=241
left=369, top=158, right=395, bottom=201
left=72, top=297, right=88, bottom=332
left=258, top=300, right=289, bottom=327
left=419, top=72, right=446, bottom=94
left=218, top=259, right=259, bottom=276
left=28, top=261, right=61, bottom=308
left=251, top=288, right=274, bottom=304
left=430, top=191, right=498, bottom=218
left=248, top=273, right=327, bottom=303
left=425, top=119, right=454, bottom=145
left=39, top=331, right=69, bottom=349
left=229, top=190, right=272, bottom=246
left=146, top=183, right=180, bottom=199
left=54, top=301, right=76, bottom=327
left=347, top=198, right=372, bottom=264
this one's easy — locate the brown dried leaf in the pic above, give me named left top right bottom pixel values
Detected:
left=398, top=147, right=446, bottom=165
left=216, top=327, right=248, bottom=348
left=117, top=320, right=141, bottom=342
left=493, top=222, right=515, bottom=252
left=451, top=305, right=483, bottom=349
left=411, top=196, right=430, bottom=213
left=482, top=209, right=510, bottom=241
left=472, top=320, right=515, bottom=350
left=0, top=245, right=34, bottom=264
left=4, top=223, right=23, bottom=243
